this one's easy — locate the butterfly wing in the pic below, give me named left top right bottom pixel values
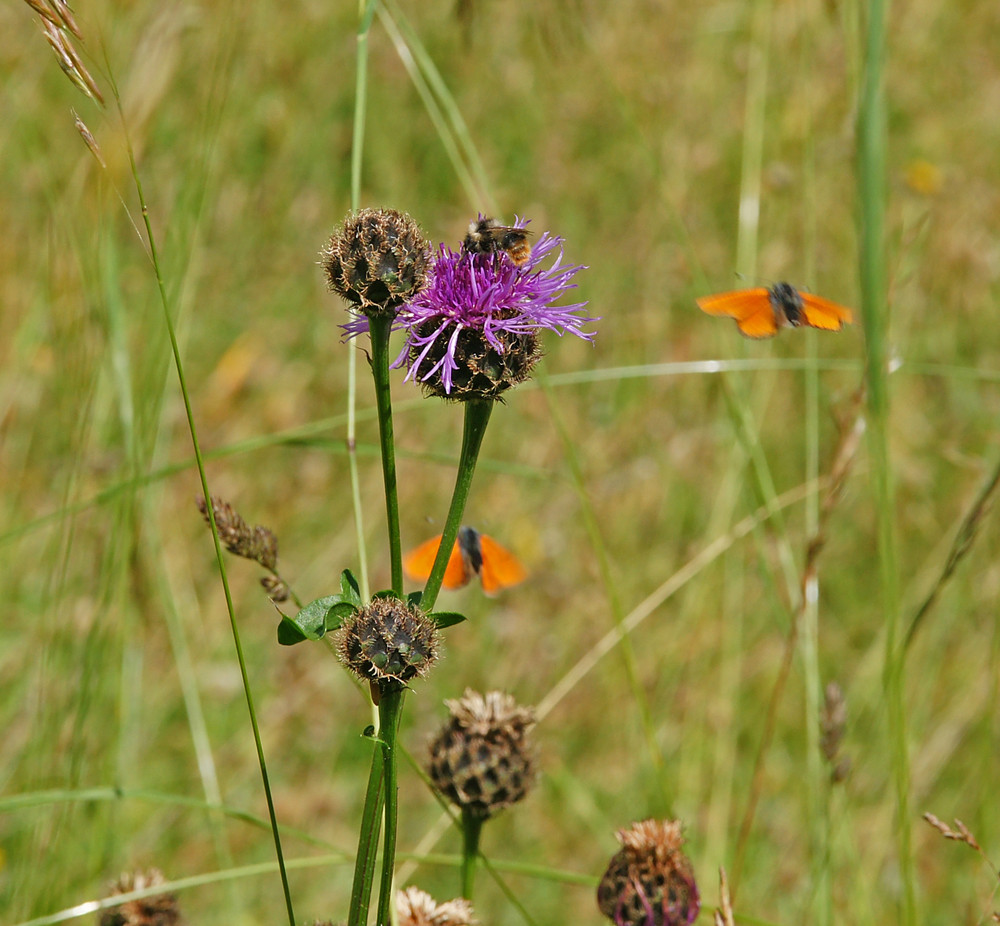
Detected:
left=403, top=534, right=471, bottom=589
left=799, top=292, right=854, bottom=332
left=476, top=534, right=528, bottom=596
left=696, top=288, right=779, bottom=339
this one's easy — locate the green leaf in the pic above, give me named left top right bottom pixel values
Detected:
left=407, top=590, right=423, bottom=608
left=340, top=570, right=362, bottom=606
left=278, top=594, right=351, bottom=646
left=372, top=588, right=401, bottom=602
left=327, top=601, right=358, bottom=627
left=429, top=611, right=467, bottom=629
left=277, top=616, right=308, bottom=645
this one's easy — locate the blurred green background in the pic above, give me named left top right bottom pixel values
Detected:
left=2, top=0, right=999, bottom=923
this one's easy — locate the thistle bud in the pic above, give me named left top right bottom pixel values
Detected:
left=99, top=869, right=183, bottom=926
left=336, top=597, right=439, bottom=689
left=427, top=689, right=536, bottom=819
left=322, top=208, right=431, bottom=318
left=396, top=886, right=477, bottom=926
left=597, top=820, right=699, bottom=926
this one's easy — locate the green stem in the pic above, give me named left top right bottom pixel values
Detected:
left=420, top=399, right=494, bottom=611
left=111, top=88, right=297, bottom=926
left=347, top=741, right=386, bottom=926
left=375, top=686, right=405, bottom=926
left=370, top=315, right=404, bottom=595
left=858, top=0, right=913, bottom=922
left=460, top=809, right=484, bottom=899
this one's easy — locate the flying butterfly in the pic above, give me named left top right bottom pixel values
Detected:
left=696, top=282, right=854, bottom=339
left=463, top=217, right=533, bottom=266
left=403, top=525, right=528, bottom=596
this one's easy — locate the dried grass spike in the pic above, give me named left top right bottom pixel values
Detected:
left=73, top=109, right=105, bottom=167
left=714, top=866, right=734, bottom=926
left=197, top=495, right=278, bottom=570
left=47, top=0, right=84, bottom=38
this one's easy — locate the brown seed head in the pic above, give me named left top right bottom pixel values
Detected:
left=428, top=689, right=536, bottom=819
left=197, top=496, right=278, bottom=571
left=260, top=574, right=290, bottom=602
left=99, top=869, right=183, bottom=926
left=396, top=886, right=477, bottom=926
left=597, top=819, right=700, bottom=926
left=322, top=208, right=431, bottom=318
left=336, top=598, right=440, bottom=688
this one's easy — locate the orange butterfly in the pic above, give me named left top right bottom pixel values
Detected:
left=403, top=526, right=527, bottom=596
left=696, top=282, right=853, bottom=339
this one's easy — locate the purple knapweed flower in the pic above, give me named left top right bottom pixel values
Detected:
left=399, top=222, right=592, bottom=399
left=345, top=218, right=593, bottom=400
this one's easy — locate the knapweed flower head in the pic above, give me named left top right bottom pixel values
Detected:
left=396, top=886, right=477, bottom=926
left=391, top=217, right=592, bottom=399
left=322, top=208, right=431, bottom=319
left=427, top=688, right=537, bottom=819
left=99, top=869, right=183, bottom=926
left=597, top=819, right=699, bottom=926
left=336, top=597, right=440, bottom=690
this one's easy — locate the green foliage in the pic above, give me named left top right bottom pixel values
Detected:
left=278, top=595, right=354, bottom=645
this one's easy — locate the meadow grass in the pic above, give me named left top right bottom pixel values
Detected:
left=2, top=0, right=1000, bottom=924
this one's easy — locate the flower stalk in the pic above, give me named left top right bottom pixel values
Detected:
left=370, top=314, right=404, bottom=594
left=339, top=598, right=440, bottom=926
left=346, top=748, right=385, bottom=926
left=460, top=808, right=484, bottom=899
left=375, top=685, right=405, bottom=926
left=420, top=398, right=494, bottom=610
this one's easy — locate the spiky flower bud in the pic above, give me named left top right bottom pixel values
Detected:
left=336, top=597, right=439, bottom=688
left=597, top=820, right=699, bottom=926
left=396, top=886, right=477, bottom=926
left=427, top=689, right=536, bottom=819
left=99, top=869, right=183, bottom=926
left=322, top=208, right=431, bottom=318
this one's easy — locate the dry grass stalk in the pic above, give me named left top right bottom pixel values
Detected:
left=713, top=867, right=735, bottom=926
left=904, top=450, right=1000, bottom=651
left=732, top=386, right=866, bottom=889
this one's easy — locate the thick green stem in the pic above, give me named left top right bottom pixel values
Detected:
left=460, top=808, right=484, bottom=899
left=375, top=686, right=405, bottom=926
left=420, top=399, right=494, bottom=611
left=369, top=315, right=404, bottom=595
left=858, top=0, right=913, bottom=921
left=347, top=744, right=386, bottom=926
